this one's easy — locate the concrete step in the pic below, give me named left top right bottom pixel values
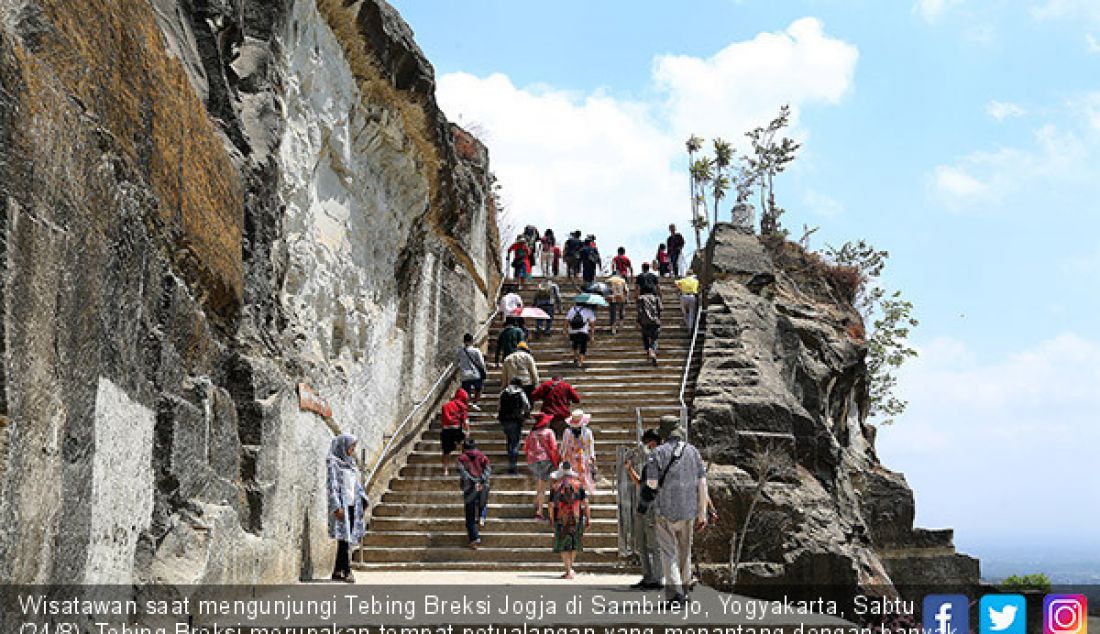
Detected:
left=368, top=517, right=619, bottom=533
left=371, top=503, right=618, bottom=519
left=362, top=531, right=618, bottom=549
left=356, top=271, right=703, bottom=571
left=443, top=412, right=679, bottom=425
left=406, top=452, right=621, bottom=468
left=396, top=463, right=630, bottom=478
left=380, top=489, right=618, bottom=505
left=415, top=433, right=636, bottom=447
left=353, top=560, right=636, bottom=573
left=358, top=546, right=621, bottom=563
left=476, top=388, right=687, bottom=398
left=481, top=377, right=686, bottom=389
left=382, top=477, right=616, bottom=497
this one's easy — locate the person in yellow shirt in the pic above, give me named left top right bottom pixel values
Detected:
left=675, top=271, right=700, bottom=331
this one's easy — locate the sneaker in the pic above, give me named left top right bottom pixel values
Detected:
left=469, top=403, right=482, bottom=411
left=468, top=541, right=479, bottom=550
left=629, top=579, right=649, bottom=590
left=479, top=516, right=486, bottom=527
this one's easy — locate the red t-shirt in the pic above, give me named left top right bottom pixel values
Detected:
left=531, top=379, right=581, bottom=420
left=612, top=255, right=632, bottom=277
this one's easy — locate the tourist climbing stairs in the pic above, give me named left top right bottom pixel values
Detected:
left=355, top=276, right=701, bottom=571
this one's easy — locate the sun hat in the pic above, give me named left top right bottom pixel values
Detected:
left=568, top=409, right=590, bottom=427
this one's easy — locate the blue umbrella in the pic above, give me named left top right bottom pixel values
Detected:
left=572, top=293, right=608, bottom=307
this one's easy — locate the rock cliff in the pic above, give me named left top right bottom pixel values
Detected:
left=693, top=224, right=978, bottom=598
left=0, top=0, right=499, bottom=583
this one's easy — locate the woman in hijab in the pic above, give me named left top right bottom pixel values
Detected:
left=327, top=433, right=369, bottom=582
left=456, top=438, right=492, bottom=549
left=560, top=409, right=596, bottom=494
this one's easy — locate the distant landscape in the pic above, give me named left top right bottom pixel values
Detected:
left=973, top=546, right=1100, bottom=584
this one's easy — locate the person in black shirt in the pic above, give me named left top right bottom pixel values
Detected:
left=667, top=224, right=686, bottom=277
left=563, top=231, right=583, bottom=279
left=635, top=261, right=660, bottom=299
left=579, top=235, right=601, bottom=284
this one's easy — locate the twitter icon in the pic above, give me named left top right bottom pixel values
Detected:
left=981, top=594, right=1027, bottom=634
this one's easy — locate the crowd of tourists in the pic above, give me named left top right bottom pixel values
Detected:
left=325, top=222, right=716, bottom=603
left=506, top=224, right=690, bottom=286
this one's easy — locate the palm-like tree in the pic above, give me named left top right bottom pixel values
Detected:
left=711, top=138, right=733, bottom=227
left=686, top=135, right=704, bottom=248
left=691, top=156, right=715, bottom=219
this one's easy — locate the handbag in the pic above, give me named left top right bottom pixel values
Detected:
left=636, top=441, right=684, bottom=514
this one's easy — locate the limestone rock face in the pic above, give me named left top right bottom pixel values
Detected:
left=0, top=0, right=499, bottom=583
left=693, top=224, right=978, bottom=597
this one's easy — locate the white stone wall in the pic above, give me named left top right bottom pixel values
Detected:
left=85, top=378, right=155, bottom=584
left=276, top=0, right=491, bottom=464
left=279, top=0, right=425, bottom=457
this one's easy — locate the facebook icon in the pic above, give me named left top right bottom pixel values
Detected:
left=924, top=595, right=970, bottom=634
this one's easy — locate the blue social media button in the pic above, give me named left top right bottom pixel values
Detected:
left=981, top=594, right=1027, bottom=634
left=924, top=595, right=970, bottom=634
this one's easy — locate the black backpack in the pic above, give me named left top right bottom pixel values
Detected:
left=569, top=308, right=587, bottom=330
left=499, top=387, right=529, bottom=421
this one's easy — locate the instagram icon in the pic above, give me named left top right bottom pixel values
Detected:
left=1045, top=595, right=1088, bottom=634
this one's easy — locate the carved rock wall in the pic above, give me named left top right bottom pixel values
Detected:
left=0, top=0, right=499, bottom=583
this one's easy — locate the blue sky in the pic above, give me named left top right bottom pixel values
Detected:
left=390, top=0, right=1100, bottom=567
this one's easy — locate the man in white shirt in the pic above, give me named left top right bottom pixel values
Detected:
left=563, top=302, right=597, bottom=369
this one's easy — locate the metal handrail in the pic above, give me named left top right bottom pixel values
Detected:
left=363, top=276, right=505, bottom=491
left=678, top=293, right=704, bottom=442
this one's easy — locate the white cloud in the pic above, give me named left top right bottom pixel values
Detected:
left=437, top=18, right=858, bottom=258
left=986, top=100, right=1025, bottom=121
left=913, top=0, right=963, bottom=23
left=930, top=123, right=1090, bottom=209
left=652, top=17, right=858, bottom=140
left=801, top=190, right=845, bottom=218
left=1071, top=92, right=1100, bottom=132
left=439, top=72, right=680, bottom=252
left=1031, top=0, right=1100, bottom=22
left=1062, top=243, right=1100, bottom=279
left=933, top=165, right=989, bottom=200
left=877, top=333, right=1100, bottom=544
left=1087, top=33, right=1100, bottom=53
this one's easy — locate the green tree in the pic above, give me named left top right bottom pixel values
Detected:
left=744, top=105, right=801, bottom=235
left=691, top=155, right=715, bottom=235
left=826, top=240, right=918, bottom=425
left=711, top=138, right=734, bottom=228
left=686, top=135, right=705, bottom=248
left=1000, top=573, right=1052, bottom=593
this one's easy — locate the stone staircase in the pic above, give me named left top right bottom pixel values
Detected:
left=355, top=276, right=700, bottom=572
